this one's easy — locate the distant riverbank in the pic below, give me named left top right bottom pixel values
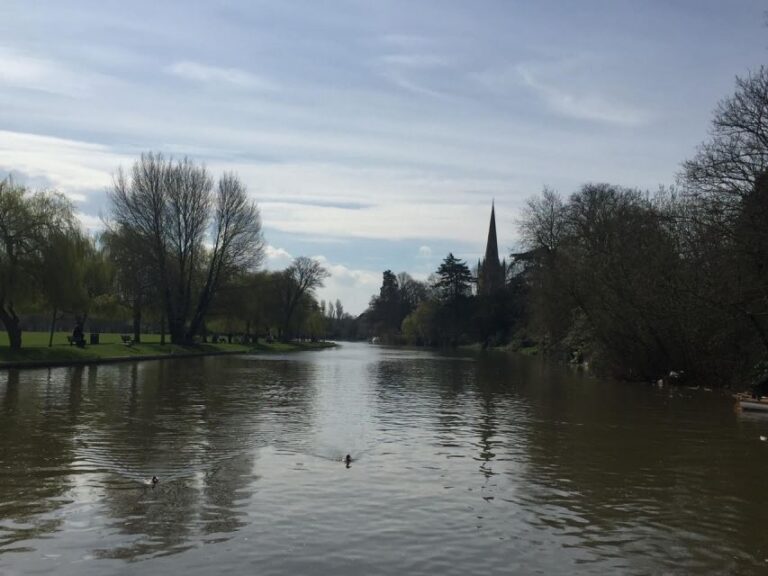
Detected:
left=0, top=332, right=336, bottom=370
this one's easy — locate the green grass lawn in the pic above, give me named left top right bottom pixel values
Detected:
left=0, top=331, right=335, bottom=366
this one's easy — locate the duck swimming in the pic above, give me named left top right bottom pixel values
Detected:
left=344, top=454, right=352, bottom=467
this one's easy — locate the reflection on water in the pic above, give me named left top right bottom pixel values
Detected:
left=1, top=344, right=768, bottom=574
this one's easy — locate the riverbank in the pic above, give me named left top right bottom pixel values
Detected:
left=0, top=332, right=336, bottom=370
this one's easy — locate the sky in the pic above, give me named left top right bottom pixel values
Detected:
left=0, top=0, right=766, bottom=314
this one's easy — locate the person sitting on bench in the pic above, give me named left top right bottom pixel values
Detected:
left=71, top=323, right=86, bottom=348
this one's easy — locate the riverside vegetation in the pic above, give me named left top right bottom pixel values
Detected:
left=3, top=68, right=767, bottom=385
left=0, top=154, right=350, bottom=364
left=361, top=67, right=768, bottom=389
left=0, top=331, right=333, bottom=366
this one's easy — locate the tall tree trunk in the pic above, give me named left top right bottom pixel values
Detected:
left=48, top=307, right=57, bottom=347
left=169, top=319, right=186, bottom=345
left=160, top=310, right=166, bottom=345
left=132, top=300, right=142, bottom=344
left=0, top=305, right=22, bottom=350
left=747, top=311, right=768, bottom=354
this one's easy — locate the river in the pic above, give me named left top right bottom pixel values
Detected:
left=1, top=343, right=767, bottom=574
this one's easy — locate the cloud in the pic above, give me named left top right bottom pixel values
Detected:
left=0, top=130, right=128, bottom=197
left=380, top=34, right=435, bottom=50
left=265, top=244, right=292, bottom=259
left=474, top=55, right=649, bottom=127
left=167, top=61, right=277, bottom=91
left=0, top=48, right=51, bottom=87
left=264, top=244, right=293, bottom=270
left=516, top=64, right=648, bottom=126
left=313, top=256, right=381, bottom=315
left=418, top=245, right=432, bottom=258
left=374, top=47, right=453, bottom=99
left=262, top=201, right=492, bottom=243
left=379, top=54, right=449, bottom=68
left=75, top=211, right=104, bottom=234
left=0, top=46, right=118, bottom=97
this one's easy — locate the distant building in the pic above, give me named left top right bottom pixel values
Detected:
left=477, top=203, right=506, bottom=295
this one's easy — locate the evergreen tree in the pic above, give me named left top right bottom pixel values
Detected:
left=435, top=253, right=472, bottom=302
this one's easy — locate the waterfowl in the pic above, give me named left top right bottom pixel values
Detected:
left=344, top=454, right=352, bottom=465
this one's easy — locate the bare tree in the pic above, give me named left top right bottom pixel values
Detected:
left=108, top=153, right=264, bottom=344
left=101, top=226, right=157, bottom=343
left=682, top=67, right=768, bottom=209
left=682, top=66, right=768, bottom=354
left=278, top=256, right=329, bottom=340
left=187, top=172, right=265, bottom=340
left=518, top=186, right=566, bottom=253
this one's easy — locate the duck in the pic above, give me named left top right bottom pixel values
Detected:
left=344, top=454, right=352, bottom=466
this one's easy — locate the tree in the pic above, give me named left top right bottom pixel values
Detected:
left=682, top=67, right=768, bottom=209
left=39, top=230, right=89, bottom=346
left=397, top=272, right=428, bottom=315
left=0, top=179, right=76, bottom=349
left=369, top=270, right=401, bottom=337
left=186, top=172, right=265, bottom=340
left=277, top=256, right=329, bottom=340
left=108, top=153, right=265, bottom=344
left=519, top=186, right=566, bottom=254
left=514, top=182, right=693, bottom=379
left=565, top=184, right=684, bottom=378
left=101, top=226, right=155, bottom=343
left=435, top=253, right=472, bottom=302
left=682, top=67, right=768, bottom=357
left=402, top=300, right=439, bottom=346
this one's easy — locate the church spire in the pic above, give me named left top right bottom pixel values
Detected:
left=484, top=201, right=499, bottom=265
left=478, top=202, right=504, bottom=295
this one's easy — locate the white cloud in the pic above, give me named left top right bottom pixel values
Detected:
left=0, top=47, right=118, bottom=97
left=374, top=47, right=454, bottom=99
left=418, top=245, right=432, bottom=258
left=474, top=56, right=649, bottom=127
left=516, top=64, right=648, bottom=126
left=75, top=211, right=104, bottom=234
left=0, top=49, right=50, bottom=87
left=0, top=130, right=526, bottom=255
left=313, top=256, right=380, bottom=315
left=0, top=130, right=128, bottom=196
left=262, top=201, right=491, bottom=243
left=265, top=244, right=292, bottom=259
left=264, top=244, right=293, bottom=270
left=167, top=61, right=277, bottom=91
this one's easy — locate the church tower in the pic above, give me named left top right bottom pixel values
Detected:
left=477, top=203, right=505, bottom=295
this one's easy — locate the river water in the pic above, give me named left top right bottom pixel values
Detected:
left=1, top=343, right=767, bottom=575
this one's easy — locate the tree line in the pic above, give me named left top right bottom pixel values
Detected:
left=362, top=252, right=522, bottom=348
left=0, top=153, right=340, bottom=349
left=362, top=66, right=768, bottom=387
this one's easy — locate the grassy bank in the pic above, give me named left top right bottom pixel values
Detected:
left=0, top=331, right=336, bottom=368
